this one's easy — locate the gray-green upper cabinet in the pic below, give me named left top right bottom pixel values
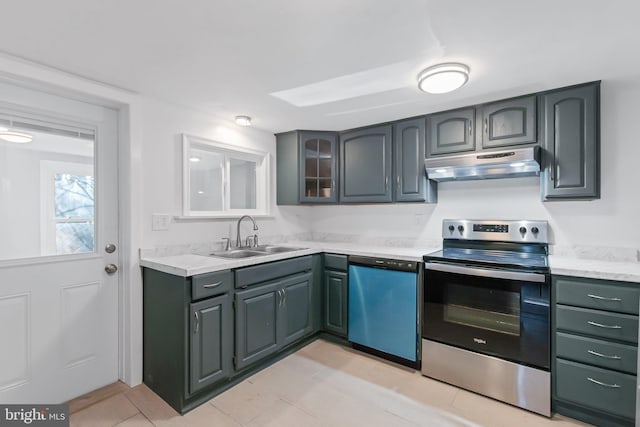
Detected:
left=190, top=294, right=232, bottom=394
left=426, top=108, right=475, bottom=156
left=393, top=118, right=437, bottom=203
left=340, top=125, right=393, bottom=203
left=275, top=130, right=338, bottom=205
left=480, top=96, right=537, bottom=149
left=540, top=82, right=600, bottom=200
left=299, top=132, right=338, bottom=203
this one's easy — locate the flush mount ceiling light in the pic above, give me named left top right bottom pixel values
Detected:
left=189, top=156, right=201, bottom=162
left=417, top=63, right=470, bottom=94
left=0, top=130, right=33, bottom=143
left=235, top=115, right=252, bottom=126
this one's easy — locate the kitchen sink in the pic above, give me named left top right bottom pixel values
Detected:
left=254, top=245, right=305, bottom=253
left=209, top=245, right=306, bottom=259
left=209, top=249, right=267, bottom=259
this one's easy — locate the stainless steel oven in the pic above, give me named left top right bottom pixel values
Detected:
left=422, top=220, right=551, bottom=416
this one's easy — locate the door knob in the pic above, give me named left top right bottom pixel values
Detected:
left=105, top=243, right=117, bottom=253
left=105, top=264, right=118, bottom=274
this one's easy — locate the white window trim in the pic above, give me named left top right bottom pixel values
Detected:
left=182, top=134, right=270, bottom=217
left=39, top=160, right=94, bottom=256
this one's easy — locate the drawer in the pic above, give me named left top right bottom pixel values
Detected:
left=324, top=253, right=348, bottom=271
left=554, top=276, right=640, bottom=315
left=556, top=359, right=636, bottom=420
left=556, top=305, right=638, bottom=343
left=235, top=256, right=312, bottom=288
left=192, top=270, right=232, bottom=300
left=556, top=332, right=637, bottom=374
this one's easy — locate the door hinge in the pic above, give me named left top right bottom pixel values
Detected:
left=232, top=300, right=236, bottom=309
left=232, top=356, right=237, bottom=366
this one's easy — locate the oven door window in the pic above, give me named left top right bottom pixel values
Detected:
left=423, top=267, right=549, bottom=370
left=444, top=283, right=520, bottom=335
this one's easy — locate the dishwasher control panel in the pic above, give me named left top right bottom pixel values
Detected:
left=348, top=255, right=418, bottom=272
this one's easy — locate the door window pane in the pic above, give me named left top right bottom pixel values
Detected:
left=0, top=116, right=95, bottom=260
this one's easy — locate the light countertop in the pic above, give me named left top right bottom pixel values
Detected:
left=548, top=256, right=640, bottom=283
left=139, top=241, right=439, bottom=277
left=140, top=241, right=640, bottom=283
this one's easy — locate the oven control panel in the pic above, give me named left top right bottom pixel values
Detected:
left=442, top=219, right=548, bottom=243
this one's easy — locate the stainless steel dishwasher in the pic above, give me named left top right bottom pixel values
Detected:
left=348, top=255, right=420, bottom=368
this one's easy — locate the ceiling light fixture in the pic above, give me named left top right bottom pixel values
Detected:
left=0, top=130, right=33, bottom=143
left=235, top=115, right=252, bottom=126
left=417, top=63, right=470, bottom=94
left=189, top=156, right=201, bottom=162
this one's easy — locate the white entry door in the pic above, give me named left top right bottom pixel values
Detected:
left=0, top=81, right=119, bottom=403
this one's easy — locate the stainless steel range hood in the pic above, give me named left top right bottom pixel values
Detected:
left=425, top=146, right=541, bottom=182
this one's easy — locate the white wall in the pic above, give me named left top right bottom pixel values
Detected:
left=139, top=98, right=309, bottom=250
left=309, top=78, right=640, bottom=251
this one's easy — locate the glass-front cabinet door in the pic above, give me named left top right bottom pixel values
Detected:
left=299, top=131, right=337, bottom=203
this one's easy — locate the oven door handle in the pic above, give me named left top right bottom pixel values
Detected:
left=424, top=262, right=547, bottom=283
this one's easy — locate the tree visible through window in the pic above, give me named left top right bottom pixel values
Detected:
left=54, top=173, right=95, bottom=254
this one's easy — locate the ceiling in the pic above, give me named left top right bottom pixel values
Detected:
left=0, top=1, right=638, bottom=133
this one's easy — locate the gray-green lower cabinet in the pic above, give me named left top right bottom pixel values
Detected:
left=553, top=275, right=639, bottom=426
left=190, top=295, right=233, bottom=394
left=323, top=269, right=348, bottom=336
left=142, top=268, right=234, bottom=413
left=235, top=272, right=313, bottom=370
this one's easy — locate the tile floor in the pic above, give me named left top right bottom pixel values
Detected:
left=69, top=339, right=593, bottom=426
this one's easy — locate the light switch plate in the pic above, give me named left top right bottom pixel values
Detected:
left=152, top=214, right=171, bottom=231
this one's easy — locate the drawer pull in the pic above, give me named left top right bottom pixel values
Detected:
left=587, top=321, right=622, bottom=329
left=587, top=294, right=622, bottom=302
left=587, top=377, right=621, bottom=388
left=588, top=350, right=622, bottom=360
left=203, top=281, right=223, bottom=289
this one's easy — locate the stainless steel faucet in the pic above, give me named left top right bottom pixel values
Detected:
left=236, top=215, right=258, bottom=248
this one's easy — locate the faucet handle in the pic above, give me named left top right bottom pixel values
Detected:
left=253, top=234, right=258, bottom=248
left=221, top=237, right=231, bottom=251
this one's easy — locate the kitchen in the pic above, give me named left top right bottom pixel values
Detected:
left=0, top=1, right=639, bottom=426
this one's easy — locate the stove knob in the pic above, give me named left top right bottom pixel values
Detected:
left=457, top=225, right=464, bottom=233
left=519, top=226, right=527, bottom=234
left=531, top=226, right=539, bottom=234
left=448, top=225, right=455, bottom=232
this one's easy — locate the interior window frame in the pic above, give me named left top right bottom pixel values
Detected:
left=182, top=134, right=270, bottom=218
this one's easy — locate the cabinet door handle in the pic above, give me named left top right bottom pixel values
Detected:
left=587, top=294, right=622, bottom=302
left=283, top=289, right=287, bottom=307
left=277, top=289, right=283, bottom=308
left=587, top=377, right=621, bottom=388
left=587, top=321, right=622, bottom=329
left=194, top=312, right=199, bottom=334
left=396, top=176, right=400, bottom=189
left=468, top=122, right=472, bottom=137
left=588, top=350, right=622, bottom=360
left=385, top=176, right=388, bottom=191
left=203, top=281, right=223, bottom=289
left=484, top=118, right=488, bottom=134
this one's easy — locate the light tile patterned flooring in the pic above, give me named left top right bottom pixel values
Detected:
left=69, top=339, right=593, bottom=426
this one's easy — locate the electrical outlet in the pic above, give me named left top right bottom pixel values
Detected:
left=152, top=214, right=171, bottom=231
